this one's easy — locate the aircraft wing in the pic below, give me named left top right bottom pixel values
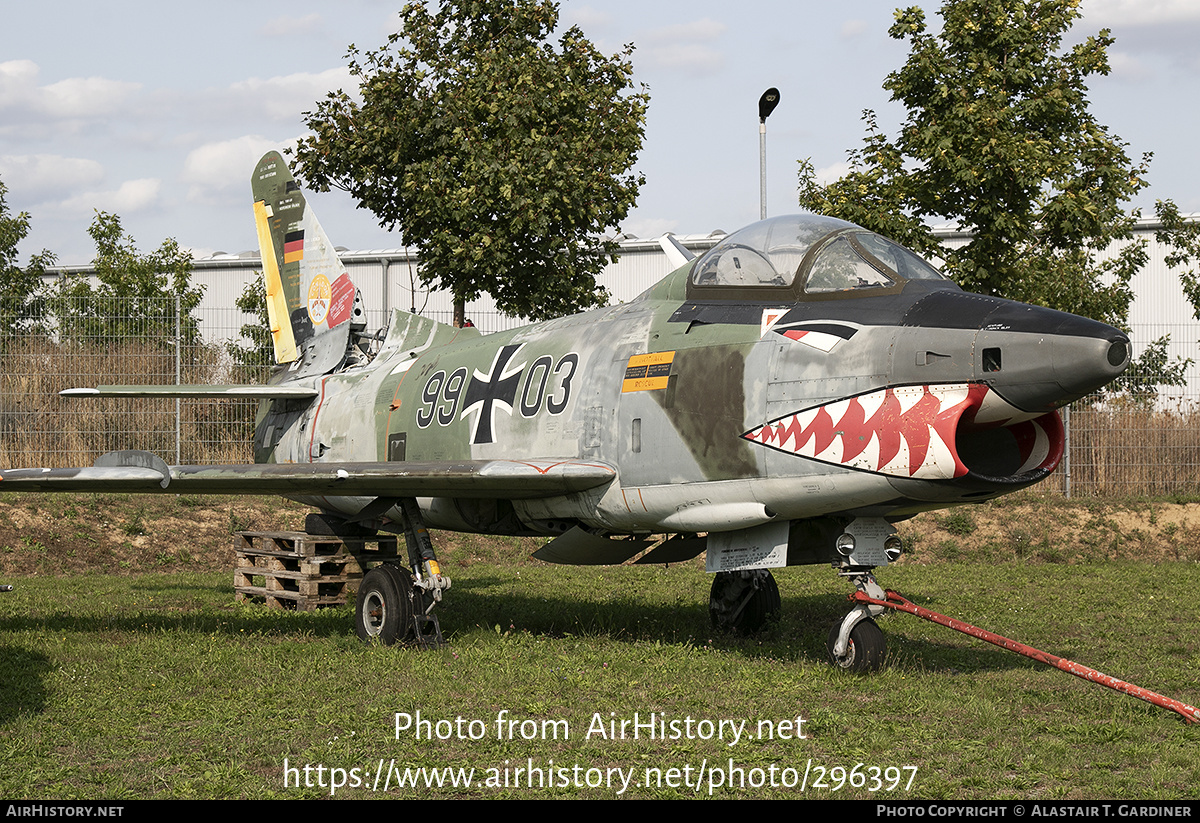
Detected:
left=61, top=385, right=320, bottom=400
left=0, top=452, right=616, bottom=499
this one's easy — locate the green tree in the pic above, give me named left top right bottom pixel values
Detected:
left=225, top=276, right=274, bottom=379
left=52, top=212, right=203, bottom=347
left=797, top=0, right=1185, bottom=325
left=294, top=0, right=648, bottom=325
left=0, top=178, right=55, bottom=340
left=798, top=0, right=1199, bottom=398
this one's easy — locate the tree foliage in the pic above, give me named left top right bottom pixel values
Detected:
left=294, top=0, right=648, bottom=324
left=798, top=0, right=1200, bottom=400
left=797, top=0, right=1189, bottom=329
left=52, top=212, right=203, bottom=347
left=225, top=276, right=274, bottom=379
left=0, top=177, right=55, bottom=340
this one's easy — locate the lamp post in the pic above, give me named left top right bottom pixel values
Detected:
left=759, top=87, right=780, bottom=220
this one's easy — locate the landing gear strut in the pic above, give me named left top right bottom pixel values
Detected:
left=828, top=571, right=889, bottom=672
left=826, top=517, right=901, bottom=672
left=709, top=569, right=781, bottom=635
left=354, top=498, right=450, bottom=647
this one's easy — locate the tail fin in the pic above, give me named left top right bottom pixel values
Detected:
left=251, top=151, right=365, bottom=375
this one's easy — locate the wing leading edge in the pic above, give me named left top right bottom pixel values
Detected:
left=60, top=385, right=320, bottom=400
left=0, top=451, right=616, bottom=499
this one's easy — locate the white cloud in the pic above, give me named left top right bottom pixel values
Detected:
left=258, top=14, right=324, bottom=38
left=0, top=60, right=39, bottom=108
left=0, top=59, right=140, bottom=121
left=646, top=43, right=725, bottom=72
left=0, top=154, right=105, bottom=199
left=57, top=178, right=161, bottom=217
left=840, top=20, right=869, bottom=39
left=646, top=19, right=728, bottom=42
left=226, top=67, right=354, bottom=121
left=562, top=6, right=612, bottom=30
left=1085, top=0, right=1200, bottom=26
left=622, top=216, right=679, bottom=239
left=1107, top=50, right=1152, bottom=81
left=641, top=18, right=728, bottom=74
left=39, top=75, right=141, bottom=119
left=182, top=135, right=300, bottom=202
left=813, top=161, right=853, bottom=187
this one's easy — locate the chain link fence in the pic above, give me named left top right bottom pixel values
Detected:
left=1, top=299, right=1197, bottom=497
left=0, top=298, right=266, bottom=470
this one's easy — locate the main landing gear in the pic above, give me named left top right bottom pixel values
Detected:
left=709, top=569, right=781, bottom=635
left=355, top=499, right=450, bottom=647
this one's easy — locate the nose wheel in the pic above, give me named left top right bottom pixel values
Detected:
left=827, top=616, right=886, bottom=672
left=828, top=570, right=889, bottom=672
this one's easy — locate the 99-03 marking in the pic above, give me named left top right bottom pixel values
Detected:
left=415, top=351, right=579, bottom=431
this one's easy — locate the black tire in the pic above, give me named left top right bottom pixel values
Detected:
left=355, top=565, right=414, bottom=645
left=827, top=617, right=886, bottom=673
left=709, top=570, right=781, bottom=635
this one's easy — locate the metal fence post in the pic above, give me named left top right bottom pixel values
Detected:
left=1063, top=404, right=1071, bottom=499
left=175, top=292, right=181, bottom=466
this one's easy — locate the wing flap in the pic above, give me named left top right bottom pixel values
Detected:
left=0, top=455, right=615, bottom=499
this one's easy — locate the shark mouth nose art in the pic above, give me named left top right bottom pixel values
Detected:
left=742, top=383, right=1064, bottom=483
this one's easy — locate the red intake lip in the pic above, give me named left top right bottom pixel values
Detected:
left=743, top=383, right=1064, bottom=483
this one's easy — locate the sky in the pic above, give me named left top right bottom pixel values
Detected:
left=2, top=0, right=1199, bottom=266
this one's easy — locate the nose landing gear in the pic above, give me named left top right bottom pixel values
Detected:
left=827, top=571, right=889, bottom=672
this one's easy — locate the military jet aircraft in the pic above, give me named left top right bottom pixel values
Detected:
left=0, top=151, right=1132, bottom=670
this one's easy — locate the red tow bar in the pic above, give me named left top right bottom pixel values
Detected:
left=851, top=590, right=1200, bottom=724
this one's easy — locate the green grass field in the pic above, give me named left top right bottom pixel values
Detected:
left=2, top=550, right=1197, bottom=799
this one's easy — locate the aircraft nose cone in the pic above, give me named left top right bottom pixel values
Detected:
left=976, top=303, right=1131, bottom=413
left=899, top=290, right=1132, bottom=414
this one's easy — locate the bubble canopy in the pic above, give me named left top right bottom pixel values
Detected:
left=687, top=214, right=951, bottom=301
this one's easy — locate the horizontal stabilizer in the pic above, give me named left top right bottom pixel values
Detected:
left=61, top=385, right=319, bottom=400
left=0, top=457, right=615, bottom=499
left=658, top=233, right=695, bottom=269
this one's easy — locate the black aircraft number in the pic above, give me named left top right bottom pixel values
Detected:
left=416, top=351, right=579, bottom=438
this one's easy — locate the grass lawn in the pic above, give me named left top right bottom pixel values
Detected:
left=2, top=556, right=1197, bottom=799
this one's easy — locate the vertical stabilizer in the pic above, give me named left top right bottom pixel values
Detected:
left=252, top=151, right=363, bottom=375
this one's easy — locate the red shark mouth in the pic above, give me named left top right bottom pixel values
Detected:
left=742, top=383, right=1064, bottom=482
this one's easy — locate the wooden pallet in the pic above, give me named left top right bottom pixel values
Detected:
left=233, top=531, right=401, bottom=611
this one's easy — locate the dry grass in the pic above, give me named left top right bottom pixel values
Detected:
left=0, top=339, right=262, bottom=469
left=1058, top=405, right=1200, bottom=496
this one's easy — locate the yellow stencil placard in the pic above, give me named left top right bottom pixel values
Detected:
left=622, top=351, right=675, bottom=393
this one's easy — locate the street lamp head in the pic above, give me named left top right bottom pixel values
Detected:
left=758, top=87, right=780, bottom=121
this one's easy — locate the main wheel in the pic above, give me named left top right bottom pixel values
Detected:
left=827, top=617, right=886, bottom=672
left=355, top=565, right=414, bottom=645
left=709, top=570, right=781, bottom=635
